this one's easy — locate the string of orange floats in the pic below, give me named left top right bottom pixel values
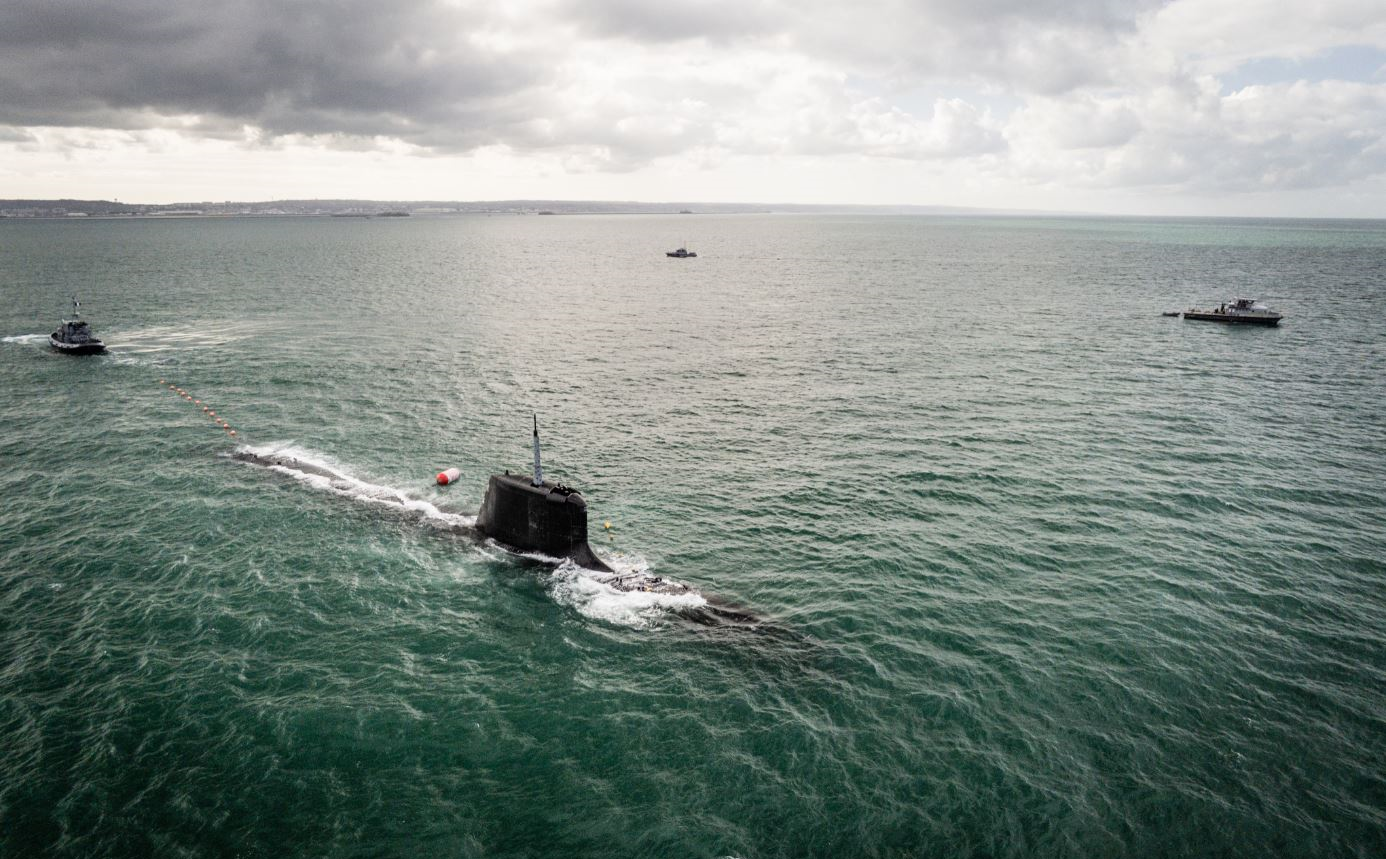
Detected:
left=158, top=379, right=238, bottom=439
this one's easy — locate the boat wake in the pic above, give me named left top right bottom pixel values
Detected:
left=226, top=444, right=754, bottom=629
left=1, top=333, right=48, bottom=344
left=114, top=322, right=270, bottom=353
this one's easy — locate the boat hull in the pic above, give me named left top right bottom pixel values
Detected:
left=49, top=335, right=106, bottom=354
left=1182, top=312, right=1281, bottom=326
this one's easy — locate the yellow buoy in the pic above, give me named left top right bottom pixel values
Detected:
left=604, top=521, right=612, bottom=530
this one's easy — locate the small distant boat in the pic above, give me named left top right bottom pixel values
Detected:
left=666, top=246, right=697, bottom=258
left=49, top=297, right=106, bottom=354
left=1183, top=297, right=1283, bottom=326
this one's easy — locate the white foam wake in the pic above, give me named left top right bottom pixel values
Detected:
left=2, top=333, right=48, bottom=343
left=545, top=557, right=708, bottom=629
left=231, top=443, right=475, bottom=531
left=113, top=322, right=267, bottom=353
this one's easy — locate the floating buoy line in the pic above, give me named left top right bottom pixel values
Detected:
left=158, top=378, right=238, bottom=438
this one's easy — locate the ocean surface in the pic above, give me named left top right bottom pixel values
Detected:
left=2, top=213, right=1385, bottom=858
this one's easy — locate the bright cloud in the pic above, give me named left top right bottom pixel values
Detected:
left=1, top=0, right=1385, bottom=214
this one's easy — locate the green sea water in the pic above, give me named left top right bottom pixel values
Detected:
left=2, top=214, right=1385, bottom=858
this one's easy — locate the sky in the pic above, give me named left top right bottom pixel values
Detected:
left=2, top=0, right=1386, bottom=216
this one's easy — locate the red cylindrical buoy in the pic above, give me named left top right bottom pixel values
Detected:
left=437, top=467, right=462, bottom=486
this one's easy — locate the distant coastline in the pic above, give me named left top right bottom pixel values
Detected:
left=10, top=198, right=1381, bottom=222
left=0, top=197, right=1062, bottom=220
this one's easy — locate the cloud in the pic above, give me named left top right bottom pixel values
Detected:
left=0, top=126, right=37, bottom=143
left=0, top=0, right=1146, bottom=148
left=2, top=0, right=1386, bottom=203
left=0, top=1, right=546, bottom=139
left=1148, top=0, right=1386, bottom=76
left=1004, top=78, right=1386, bottom=191
left=554, top=0, right=782, bottom=43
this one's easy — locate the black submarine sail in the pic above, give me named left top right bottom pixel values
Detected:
left=474, top=416, right=613, bottom=572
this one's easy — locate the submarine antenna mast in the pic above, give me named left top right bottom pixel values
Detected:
left=532, top=414, right=544, bottom=487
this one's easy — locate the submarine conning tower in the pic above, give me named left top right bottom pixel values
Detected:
left=474, top=417, right=612, bottom=572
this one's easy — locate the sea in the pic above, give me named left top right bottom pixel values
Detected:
left=2, top=213, right=1384, bottom=858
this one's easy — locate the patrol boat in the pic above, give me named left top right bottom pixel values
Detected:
left=665, top=246, right=697, bottom=258
left=49, top=297, right=106, bottom=354
left=1183, top=297, right=1283, bottom=326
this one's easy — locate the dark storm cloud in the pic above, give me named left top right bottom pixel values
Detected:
left=0, top=0, right=545, bottom=146
left=0, top=0, right=1165, bottom=143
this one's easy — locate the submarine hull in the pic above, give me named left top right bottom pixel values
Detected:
left=475, top=473, right=612, bottom=572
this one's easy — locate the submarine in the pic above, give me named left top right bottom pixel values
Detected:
left=472, top=419, right=759, bottom=621
left=469, top=421, right=746, bottom=609
left=474, top=416, right=612, bottom=572
left=228, top=420, right=763, bottom=625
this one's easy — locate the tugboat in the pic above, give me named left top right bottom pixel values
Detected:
left=49, top=297, right=106, bottom=354
left=1183, top=297, right=1283, bottom=326
left=665, top=246, right=697, bottom=258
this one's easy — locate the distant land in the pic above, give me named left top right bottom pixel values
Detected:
left=0, top=198, right=1060, bottom=219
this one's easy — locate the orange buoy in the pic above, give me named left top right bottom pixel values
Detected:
left=437, top=467, right=461, bottom=486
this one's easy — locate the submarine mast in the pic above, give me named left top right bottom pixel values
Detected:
left=532, top=414, right=543, bottom=486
